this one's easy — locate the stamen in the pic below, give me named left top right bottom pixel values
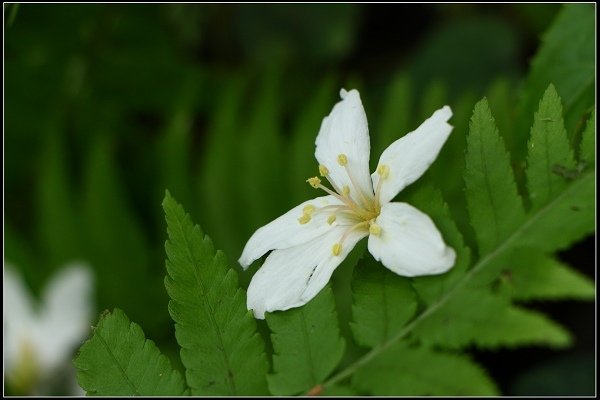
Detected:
left=377, top=164, right=390, bottom=179
left=369, top=222, right=382, bottom=236
left=374, top=165, right=391, bottom=208
left=307, top=176, right=321, bottom=188
left=310, top=181, right=372, bottom=220
left=298, top=214, right=311, bottom=224
left=303, top=204, right=316, bottom=214
left=327, top=214, right=337, bottom=225
left=332, top=243, right=342, bottom=256
left=338, top=156, right=373, bottom=210
left=337, top=220, right=370, bottom=249
left=319, top=164, right=330, bottom=177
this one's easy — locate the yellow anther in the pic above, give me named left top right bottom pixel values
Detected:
left=298, top=214, right=311, bottom=224
left=377, top=164, right=390, bottom=179
left=303, top=204, right=316, bottom=214
left=332, top=243, right=342, bottom=256
left=337, top=154, right=348, bottom=166
left=369, top=222, right=382, bottom=236
left=307, top=176, right=321, bottom=188
left=319, top=164, right=330, bottom=177
left=342, top=185, right=350, bottom=196
left=327, top=214, right=337, bottom=225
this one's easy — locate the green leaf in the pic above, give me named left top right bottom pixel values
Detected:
left=500, top=249, right=595, bottom=302
left=516, top=171, right=595, bottom=252
left=163, top=191, right=269, bottom=395
left=321, top=384, right=358, bottom=396
left=526, top=84, right=575, bottom=210
left=352, top=344, right=497, bottom=396
left=413, top=288, right=571, bottom=350
left=464, top=98, right=525, bottom=255
left=579, top=109, right=595, bottom=165
left=350, top=256, right=417, bottom=348
left=74, top=309, right=188, bottom=396
left=266, top=286, right=345, bottom=396
left=519, top=4, right=595, bottom=136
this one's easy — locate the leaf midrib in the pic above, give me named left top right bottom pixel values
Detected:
left=478, top=126, right=502, bottom=250
left=322, top=171, right=594, bottom=389
left=173, top=215, right=237, bottom=395
left=96, top=328, right=140, bottom=395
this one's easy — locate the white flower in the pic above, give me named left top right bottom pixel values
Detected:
left=4, top=261, right=94, bottom=395
left=239, top=89, right=456, bottom=319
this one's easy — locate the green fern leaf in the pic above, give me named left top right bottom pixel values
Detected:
left=464, top=98, right=526, bottom=255
left=266, top=286, right=345, bottom=396
left=74, top=309, right=188, bottom=396
left=579, top=109, right=595, bottom=165
left=516, top=171, right=594, bottom=252
left=519, top=4, right=595, bottom=136
left=501, top=249, right=595, bottom=302
left=162, top=191, right=268, bottom=395
left=526, top=84, right=575, bottom=210
left=350, top=256, right=417, bottom=348
left=413, top=288, right=571, bottom=350
left=352, top=343, right=497, bottom=395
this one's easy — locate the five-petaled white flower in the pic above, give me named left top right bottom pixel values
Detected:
left=4, top=261, right=94, bottom=395
left=239, top=89, right=456, bottom=319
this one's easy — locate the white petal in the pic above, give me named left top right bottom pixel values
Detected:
left=3, top=263, right=38, bottom=370
left=239, top=195, right=344, bottom=269
left=368, top=202, right=455, bottom=277
left=372, top=106, right=453, bottom=204
left=38, top=262, right=94, bottom=370
left=247, top=226, right=368, bottom=319
left=315, top=89, right=374, bottom=205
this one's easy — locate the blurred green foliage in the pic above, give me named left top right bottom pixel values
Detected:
left=4, top=3, right=594, bottom=396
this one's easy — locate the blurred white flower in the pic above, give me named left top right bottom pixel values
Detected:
left=4, top=261, right=94, bottom=395
left=239, top=88, right=456, bottom=319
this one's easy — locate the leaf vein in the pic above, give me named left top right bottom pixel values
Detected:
left=173, top=215, right=237, bottom=395
left=96, top=327, right=140, bottom=395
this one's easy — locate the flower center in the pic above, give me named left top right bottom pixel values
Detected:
left=302, top=153, right=390, bottom=256
left=7, top=339, right=41, bottom=394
